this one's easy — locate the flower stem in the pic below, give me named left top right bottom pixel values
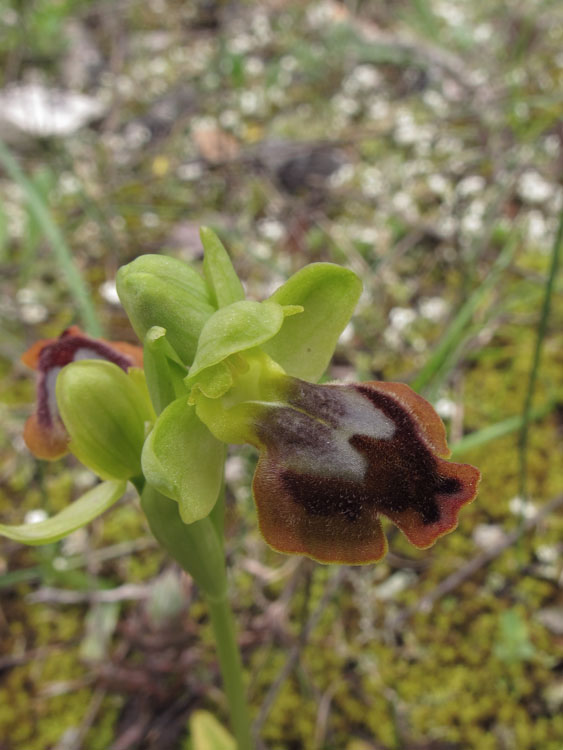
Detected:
left=140, top=485, right=252, bottom=747
left=207, top=592, right=253, bottom=750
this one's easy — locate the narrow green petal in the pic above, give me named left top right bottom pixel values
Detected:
left=142, top=398, right=226, bottom=524
left=186, top=300, right=294, bottom=384
left=143, top=326, right=188, bottom=414
left=263, top=263, right=362, bottom=382
left=0, top=480, right=126, bottom=545
left=200, top=226, right=245, bottom=308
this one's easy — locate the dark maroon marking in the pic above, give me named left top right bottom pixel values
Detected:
left=259, top=382, right=462, bottom=525
left=38, top=329, right=133, bottom=371
left=35, top=330, right=134, bottom=428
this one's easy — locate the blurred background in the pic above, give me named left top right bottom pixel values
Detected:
left=0, top=1, right=562, bottom=748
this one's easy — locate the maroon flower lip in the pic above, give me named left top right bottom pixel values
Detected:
left=251, top=379, right=480, bottom=564
left=22, top=326, right=143, bottom=460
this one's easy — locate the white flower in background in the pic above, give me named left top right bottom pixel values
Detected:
left=24, top=509, right=48, bottom=525
left=389, top=307, right=417, bottom=331
left=457, top=175, right=486, bottom=198
left=419, top=296, right=448, bottom=322
left=99, top=280, right=121, bottom=306
left=0, top=83, right=105, bottom=139
left=517, top=170, right=554, bottom=204
left=434, top=397, right=457, bottom=419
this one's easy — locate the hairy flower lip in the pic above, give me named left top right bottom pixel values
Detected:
left=22, top=326, right=143, bottom=460
left=247, top=378, right=480, bottom=565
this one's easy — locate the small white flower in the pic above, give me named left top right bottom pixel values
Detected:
left=434, top=398, right=457, bottom=419
left=518, top=170, right=554, bottom=204
left=419, top=296, right=448, bottom=322
left=457, top=175, right=486, bottom=198
left=509, top=496, right=538, bottom=520
left=99, top=280, right=120, bottom=306
left=389, top=307, right=417, bottom=331
left=24, top=509, right=48, bottom=525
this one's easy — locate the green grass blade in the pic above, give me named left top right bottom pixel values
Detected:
left=0, top=137, right=103, bottom=337
left=412, top=235, right=518, bottom=394
left=517, top=209, right=563, bottom=500
left=450, top=401, right=555, bottom=459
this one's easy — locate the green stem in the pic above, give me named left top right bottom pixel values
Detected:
left=208, top=594, right=253, bottom=750
left=517, top=209, right=563, bottom=501
left=140, top=485, right=252, bottom=748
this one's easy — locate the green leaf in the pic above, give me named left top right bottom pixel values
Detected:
left=189, top=710, right=236, bottom=750
left=186, top=300, right=299, bottom=384
left=0, top=480, right=126, bottom=545
left=143, top=326, right=189, bottom=414
left=262, top=262, right=362, bottom=382
left=200, top=226, right=245, bottom=308
left=142, top=398, right=226, bottom=524
left=116, top=254, right=216, bottom=366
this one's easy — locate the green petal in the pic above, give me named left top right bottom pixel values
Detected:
left=186, top=300, right=299, bottom=384
left=0, top=480, right=126, bottom=545
left=262, top=263, right=362, bottom=382
left=200, top=226, right=245, bottom=308
left=142, top=398, right=226, bottom=524
left=143, top=326, right=188, bottom=414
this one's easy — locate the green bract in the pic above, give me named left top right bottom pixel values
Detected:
left=0, top=480, right=126, bottom=545
left=142, top=397, right=225, bottom=524
left=116, top=254, right=216, bottom=366
left=56, top=360, right=154, bottom=481
left=143, top=326, right=189, bottom=415
left=200, top=226, right=245, bottom=308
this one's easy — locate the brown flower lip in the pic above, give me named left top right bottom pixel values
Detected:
left=22, top=326, right=143, bottom=460
left=251, top=379, right=480, bottom=565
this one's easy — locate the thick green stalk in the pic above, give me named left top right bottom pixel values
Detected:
left=208, top=594, right=253, bottom=750
left=140, top=485, right=251, bottom=748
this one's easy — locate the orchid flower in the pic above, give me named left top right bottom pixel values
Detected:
left=131, top=228, right=480, bottom=564
left=5, top=228, right=479, bottom=564
left=21, top=325, right=143, bottom=460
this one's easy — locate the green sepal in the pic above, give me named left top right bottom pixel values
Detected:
left=262, top=262, right=362, bottom=382
left=143, top=326, right=188, bottom=414
left=116, top=254, right=216, bottom=366
left=142, top=397, right=226, bottom=524
left=0, top=480, right=126, bottom=545
left=186, top=300, right=301, bottom=389
left=140, top=485, right=226, bottom=600
left=200, top=226, right=245, bottom=308
left=56, top=361, right=155, bottom=480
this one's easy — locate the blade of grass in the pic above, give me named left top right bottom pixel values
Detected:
left=412, top=235, right=518, bottom=395
left=408, top=0, right=440, bottom=41
left=450, top=400, right=555, bottom=459
left=517, top=209, right=563, bottom=501
left=0, top=137, right=103, bottom=336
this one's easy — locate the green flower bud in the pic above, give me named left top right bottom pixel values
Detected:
left=116, top=255, right=216, bottom=366
left=56, top=360, right=155, bottom=480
